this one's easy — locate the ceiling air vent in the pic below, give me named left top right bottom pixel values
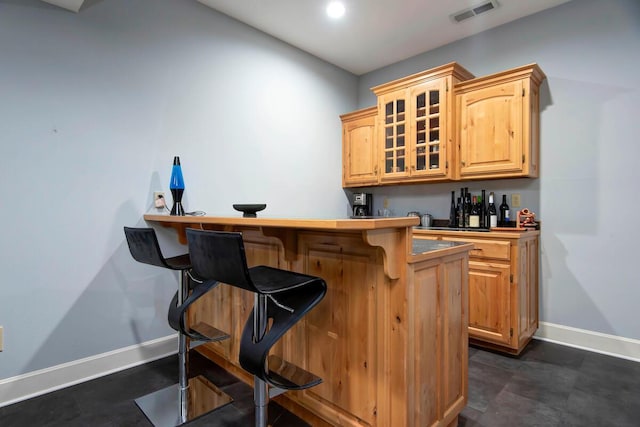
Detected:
left=451, top=0, right=500, bottom=23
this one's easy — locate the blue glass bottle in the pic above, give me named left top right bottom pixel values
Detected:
left=169, top=156, right=185, bottom=216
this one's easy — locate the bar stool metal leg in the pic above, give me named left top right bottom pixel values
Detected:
left=178, top=269, right=189, bottom=423
left=253, top=294, right=269, bottom=427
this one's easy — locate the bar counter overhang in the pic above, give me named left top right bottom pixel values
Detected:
left=144, top=213, right=472, bottom=427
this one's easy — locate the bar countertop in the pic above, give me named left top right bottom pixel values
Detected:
left=143, top=213, right=420, bottom=230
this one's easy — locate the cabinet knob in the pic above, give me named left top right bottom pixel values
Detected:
left=461, top=161, right=466, bottom=166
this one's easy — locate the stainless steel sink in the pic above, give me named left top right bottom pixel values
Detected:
left=412, top=239, right=467, bottom=255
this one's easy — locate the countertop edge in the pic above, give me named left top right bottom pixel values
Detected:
left=143, top=214, right=420, bottom=230
left=413, top=227, right=541, bottom=238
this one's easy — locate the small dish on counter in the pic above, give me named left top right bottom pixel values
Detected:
left=233, top=204, right=266, bottom=217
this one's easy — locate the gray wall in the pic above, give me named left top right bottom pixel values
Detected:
left=0, top=0, right=356, bottom=379
left=357, top=0, right=640, bottom=340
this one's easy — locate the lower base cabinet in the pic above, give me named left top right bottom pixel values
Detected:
left=413, top=229, right=539, bottom=355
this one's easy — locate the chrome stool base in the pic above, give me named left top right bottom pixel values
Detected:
left=135, top=376, right=233, bottom=427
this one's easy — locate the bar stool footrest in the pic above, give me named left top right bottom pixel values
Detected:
left=188, top=322, right=230, bottom=343
left=169, top=280, right=228, bottom=341
left=266, top=355, right=322, bottom=391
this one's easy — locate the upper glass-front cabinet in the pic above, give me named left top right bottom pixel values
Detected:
left=373, top=62, right=475, bottom=184
left=376, top=79, right=449, bottom=183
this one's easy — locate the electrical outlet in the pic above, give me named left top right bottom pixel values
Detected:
left=153, top=191, right=166, bottom=209
left=0, top=326, right=4, bottom=351
left=512, top=193, right=521, bottom=208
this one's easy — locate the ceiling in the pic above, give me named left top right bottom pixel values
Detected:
left=42, top=0, right=572, bottom=75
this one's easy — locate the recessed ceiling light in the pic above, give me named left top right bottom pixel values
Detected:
left=326, top=1, right=345, bottom=19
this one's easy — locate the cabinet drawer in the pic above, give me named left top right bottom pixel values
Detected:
left=444, top=237, right=510, bottom=260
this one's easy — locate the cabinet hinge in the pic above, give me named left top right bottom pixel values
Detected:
left=522, top=88, right=525, bottom=97
left=446, top=81, right=449, bottom=92
left=510, top=274, right=513, bottom=283
left=445, top=160, right=449, bottom=169
left=522, top=154, right=525, bottom=164
left=510, top=328, right=513, bottom=337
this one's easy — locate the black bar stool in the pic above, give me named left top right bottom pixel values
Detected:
left=186, top=228, right=327, bottom=427
left=123, top=227, right=233, bottom=426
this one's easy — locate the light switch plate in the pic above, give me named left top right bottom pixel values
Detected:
left=512, top=193, right=521, bottom=208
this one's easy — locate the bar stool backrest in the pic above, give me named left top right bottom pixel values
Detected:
left=124, top=227, right=173, bottom=269
left=186, top=228, right=256, bottom=292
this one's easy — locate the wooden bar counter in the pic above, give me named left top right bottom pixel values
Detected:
left=144, top=214, right=472, bottom=427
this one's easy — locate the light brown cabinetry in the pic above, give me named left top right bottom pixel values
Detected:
left=372, top=62, right=474, bottom=184
left=341, top=107, right=378, bottom=187
left=455, top=64, right=546, bottom=179
left=414, top=229, right=539, bottom=355
left=340, top=63, right=545, bottom=187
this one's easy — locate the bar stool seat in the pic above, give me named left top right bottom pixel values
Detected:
left=186, top=228, right=327, bottom=427
left=123, top=227, right=233, bottom=426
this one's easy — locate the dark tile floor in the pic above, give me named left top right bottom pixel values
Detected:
left=461, top=340, right=640, bottom=427
left=1, top=339, right=638, bottom=426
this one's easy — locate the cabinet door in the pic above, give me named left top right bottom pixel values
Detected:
left=458, top=80, right=524, bottom=178
left=342, top=108, right=378, bottom=187
left=409, top=79, right=449, bottom=179
left=468, top=260, right=512, bottom=346
left=379, top=90, right=410, bottom=181
left=517, top=238, right=539, bottom=347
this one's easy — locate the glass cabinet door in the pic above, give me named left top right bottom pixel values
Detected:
left=411, top=81, right=446, bottom=176
left=382, top=97, right=407, bottom=176
left=378, top=79, right=449, bottom=181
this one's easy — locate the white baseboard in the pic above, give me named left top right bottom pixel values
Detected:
left=0, top=334, right=178, bottom=408
left=535, top=321, right=640, bottom=362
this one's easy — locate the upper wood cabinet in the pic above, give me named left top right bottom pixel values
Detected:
left=372, top=62, right=474, bottom=184
left=341, top=107, right=378, bottom=188
left=455, top=64, right=546, bottom=180
left=340, top=62, right=546, bottom=187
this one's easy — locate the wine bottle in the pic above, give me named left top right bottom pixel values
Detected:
left=488, top=192, right=498, bottom=228
left=449, top=191, right=457, bottom=227
left=499, top=194, right=510, bottom=227
left=464, top=191, right=471, bottom=228
left=469, top=196, right=480, bottom=228
left=458, top=188, right=465, bottom=228
left=480, top=190, right=487, bottom=228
